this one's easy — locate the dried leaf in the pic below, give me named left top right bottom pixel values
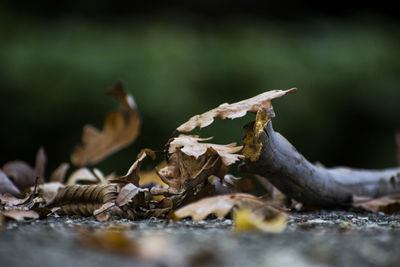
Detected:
left=242, top=107, right=276, bottom=162
left=233, top=206, right=287, bottom=233
left=0, top=212, right=4, bottom=230
left=2, top=147, right=45, bottom=191
left=157, top=148, right=221, bottom=193
left=37, top=182, right=64, bottom=203
left=353, top=195, right=400, bottom=213
left=173, top=193, right=265, bottom=221
left=0, top=170, right=21, bottom=196
left=71, top=82, right=140, bottom=166
left=222, top=174, right=255, bottom=193
left=50, top=163, right=70, bottom=183
left=66, top=168, right=102, bottom=185
left=139, top=163, right=167, bottom=187
left=177, top=88, right=296, bottom=132
left=109, top=149, right=155, bottom=186
left=93, top=202, right=121, bottom=222
left=2, top=210, right=39, bottom=221
left=35, top=147, right=47, bottom=180
left=116, top=183, right=147, bottom=207
left=0, top=193, right=28, bottom=206
left=77, top=227, right=139, bottom=256
left=168, top=135, right=243, bottom=165
left=49, top=184, right=118, bottom=216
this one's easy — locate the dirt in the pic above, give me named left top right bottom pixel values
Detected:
left=1, top=211, right=400, bottom=267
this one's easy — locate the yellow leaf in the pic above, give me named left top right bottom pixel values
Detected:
left=233, top=207, right=287, bottom=233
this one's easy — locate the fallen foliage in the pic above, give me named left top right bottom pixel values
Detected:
left=1, top=85, right=399, bottom=238
left=173, top=193, right=264, bottom=220
left=109, top=149, right=155, bottom=186
left=2, top=147, right=46, bottom=191
left=168, top=135, right=243, bottom=165
left=0, top=170, right=21, bottom=196
left=2, top=210, right=39, bottom=221
left=176, top=88, right=296, bottom=132
left=233, top=207, right=287, bottom=233
left=353, top=195, right=400, bottom=213
left=71, top=82, right=140, bottom=166
left=173, top=193, right=288, bottom=232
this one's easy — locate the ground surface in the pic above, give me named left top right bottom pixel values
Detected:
left=1, top=211, right=400, bottom=267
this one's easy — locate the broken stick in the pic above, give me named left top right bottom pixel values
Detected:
left=241, top=109, right=400, bottom=208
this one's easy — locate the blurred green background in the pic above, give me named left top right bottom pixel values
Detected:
left=1, top=2, right=399, bottom=177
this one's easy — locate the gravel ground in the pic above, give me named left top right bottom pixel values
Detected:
left=1, top=211, right=400, bottom=267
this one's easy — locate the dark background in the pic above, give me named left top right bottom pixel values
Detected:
left=1, top=2, right=399, bottom=177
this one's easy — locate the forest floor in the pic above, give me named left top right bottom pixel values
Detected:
left=1, top=211, right=400, bottom=267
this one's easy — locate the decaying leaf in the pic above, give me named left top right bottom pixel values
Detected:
left=242, top=107, right=276, bottom=162
left=353, top=195, right=400, bottom=213
left=173, top=193, right=265, bottom=221
left=49, top=163, right=70, bottom=183
left=93, top=202, right=122, bottom=222
left=66, top=168, right=104, bottom=185
left=0, top=193, right=28, bottom=206
left=222, top=174, right=255, bottom=193
left=49, top=184, right=118, bottom=216
left=2, top=147, right=46, bottom=191
left=168, top=135, right=243, bottom=165
left=0, top=212, right=4, bottom=230
left=71, top=82, right=140, bottom=166
left=156, top=148, right=222, bottom=195
left=139, top=163, right=167, bottom=187
left=77, top=227, right=139, bottom=257
left=109, top=149, right=155, bottom=186
left=2, top=210, right=39, bottom=221
left=233, top=206, right=287, bottom=233
left=0, top=170, right=21, bottom=196
left=76, top=228, right=178, bottom=264
left=177, top=88, right=296, bottom=132
left=116, top=183, right=147, bottom=207
left=37, top=182, right=65, bottom=203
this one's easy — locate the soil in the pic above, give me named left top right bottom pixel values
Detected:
left=1, top=211, right=400, bottom=267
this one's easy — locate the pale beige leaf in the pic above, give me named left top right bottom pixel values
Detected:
left=0, top=193, right=28, bottom=206
left=177, top=88, right=296, bottom=132
left=168, top=135, right=243, bottom=165
left=37, top=182, right=65, bottom=203
left=173, top=193, right=264, bottom=221
left=71, top=82, right=140, bottom=166
left=66, top=168, right=100, bottom=185
left=2, top=210, right=39, bottom=221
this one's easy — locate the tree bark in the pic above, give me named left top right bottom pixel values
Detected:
left=241, top=121, right=400, bottom=208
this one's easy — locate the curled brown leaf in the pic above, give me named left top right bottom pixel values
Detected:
left=109, top=149, right=156, bottom=186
